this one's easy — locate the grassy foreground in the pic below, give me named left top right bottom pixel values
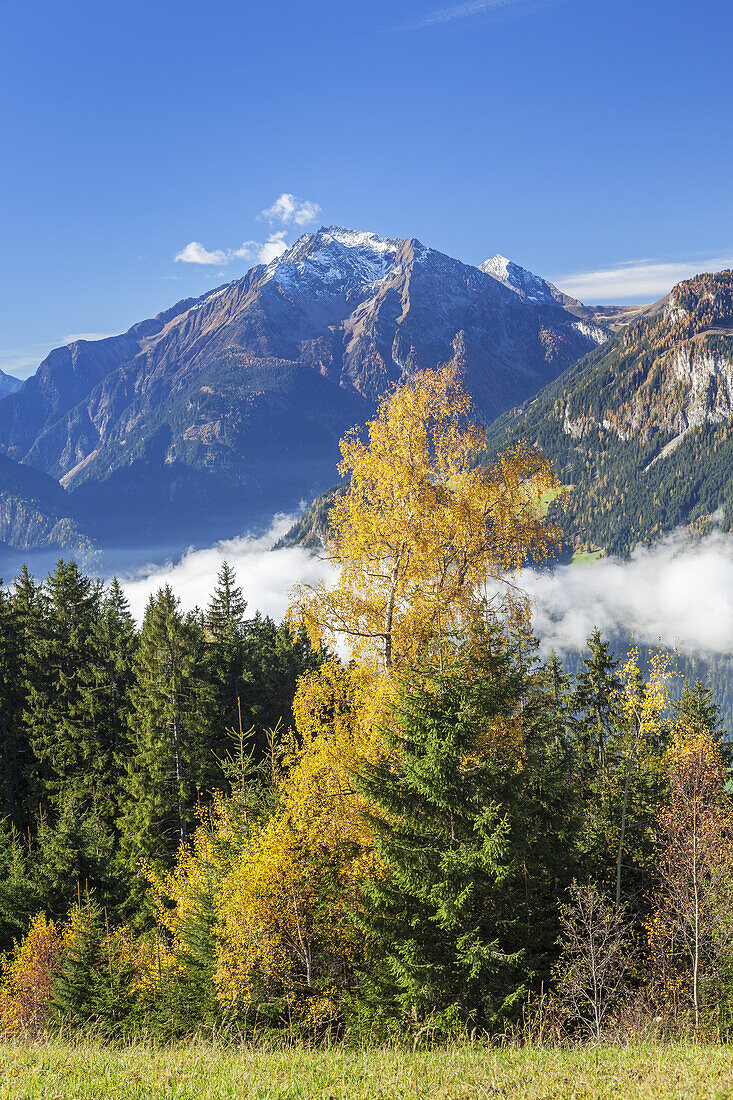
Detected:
left=1, top=1041, right=733, bottom=1100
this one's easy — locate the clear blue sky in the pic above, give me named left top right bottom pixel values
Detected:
left=2, top=0, right=732, bottom=377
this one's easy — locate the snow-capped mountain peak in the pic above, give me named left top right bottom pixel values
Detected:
left=262, top=225, right=404, bottom=295
left=480, top=253, right=555, bottom=304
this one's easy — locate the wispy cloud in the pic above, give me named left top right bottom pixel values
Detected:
left=402, top=0, right=538, bottom=30
left=0, top=349, right=45, bottom=379
left=552, top=255, right=733, bottom=304
left=63, top=331, right=116, bottom=344
left=259, top=193, right=322, bottom=227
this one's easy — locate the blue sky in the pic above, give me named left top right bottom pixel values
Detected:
left=2, top=0, right=732, bottom=377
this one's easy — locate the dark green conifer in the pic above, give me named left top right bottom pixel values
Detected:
left=121, top=586, right=215, bottom=873
left=354, top=633, right=528, bottom=1029
left=50, top=902, right=115, bottom=1027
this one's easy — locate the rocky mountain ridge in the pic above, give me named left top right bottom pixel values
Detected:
left=0, top=226, right=612, bottom=555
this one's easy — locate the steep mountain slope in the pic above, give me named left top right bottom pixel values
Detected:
left=0, top=228, right=607, bottom=549
left=0, top=453, right=92, bottom=556
left=0, top=371, right=22, bottom=399
left=486, top=270, right=733, bottom=556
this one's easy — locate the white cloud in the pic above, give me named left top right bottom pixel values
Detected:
left=119, top=512, right=335, bottom=626
left=552, top=255, right=733, bottom=304
left=231, top=231, right=289, bottom=265
left=174, top=231, right=291, bottom=268
left=517, top=531, right=733, bottom=659
left=260, top=193, right=322, bottom=227
left=175, top=241, right=229, bottom=265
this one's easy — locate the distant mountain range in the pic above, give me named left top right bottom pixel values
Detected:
left=0, top=227, right=617, bottom=560
left=282, top=267, right=733, bottom=562
left=2, top=226, right=732, bottom=572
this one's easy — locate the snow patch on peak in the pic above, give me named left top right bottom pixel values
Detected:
left=480, top=253, right=554, bottom=303
left=324, top=226, right=402, bottom=254
left=482, top=254, right=511, bottom=281
left=262, top=225, right=401, bottom=295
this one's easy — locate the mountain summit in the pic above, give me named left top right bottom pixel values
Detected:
left=0, top=227, right=617, bottom=556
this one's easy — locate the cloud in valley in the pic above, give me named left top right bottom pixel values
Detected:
left=118, top=515, right=733, bottom=666
left=119, top=513, right=334, bottom=626
left=518, top=531, right=733, bottom=658
left=552, top=255, right=733, bottom=304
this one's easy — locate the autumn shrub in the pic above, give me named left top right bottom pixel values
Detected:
left=0, top=913, right=61, bottom=1035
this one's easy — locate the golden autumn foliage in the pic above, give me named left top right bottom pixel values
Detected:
left=149, top=663, right=383, bottom=1019
left=215, top=663, right=379, bottom=1012
left=647, top=720, right=733, bottom=1029
left=0, top=913, right=60, bottom=1036
left=290, top=366, right=561, bottom=673
left=613, top=647, right=675, bottom=905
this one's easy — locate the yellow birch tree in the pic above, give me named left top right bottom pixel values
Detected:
left=290, top=366, right=561, bottom=674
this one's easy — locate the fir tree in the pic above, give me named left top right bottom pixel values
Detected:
left=23, top=560, right=108, bottom=814
left=50, top=902, right=115, bottom=1027
left=354, top=637, right=527, bottom=1028
left=121, top=586, right=215, bottom=874
left=0, top=585, right=30, bottom=828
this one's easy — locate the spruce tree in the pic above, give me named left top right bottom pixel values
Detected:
left=10, top=565, right=47, bottom=822
left=0, top=585, right=30, bottom=828
left=121, top=586, right=215, bottom=874
left=0, top=822, right=42, bottom=950
left=675, top=679, right=725, bottom=740
left=206, top=561, right=247, bottom=639
left=354, top=637, right=527, bottom=1028
left=205, top=562, right=248, bottom=769
left=50, top=902, right=115, bottom=1027
left=573, top=628, right=623, bottom=772
left=238, top=615, right=323, bottom=760
left=23, top=560, right=108, bottom=812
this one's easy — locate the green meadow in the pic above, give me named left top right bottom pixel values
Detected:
left=1, top=1041, right=733, bottom=1100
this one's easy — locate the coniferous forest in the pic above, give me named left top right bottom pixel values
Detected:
left=0, top=369, right=731, bottom=1048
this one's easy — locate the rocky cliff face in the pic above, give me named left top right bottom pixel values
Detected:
left=0, top=227, right=607, bottom=550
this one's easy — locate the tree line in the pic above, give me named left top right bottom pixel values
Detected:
left=0, top=367, right=731, bottom=1042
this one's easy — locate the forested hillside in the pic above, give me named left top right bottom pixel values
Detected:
left=486, top=271, right=733, bottom=557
